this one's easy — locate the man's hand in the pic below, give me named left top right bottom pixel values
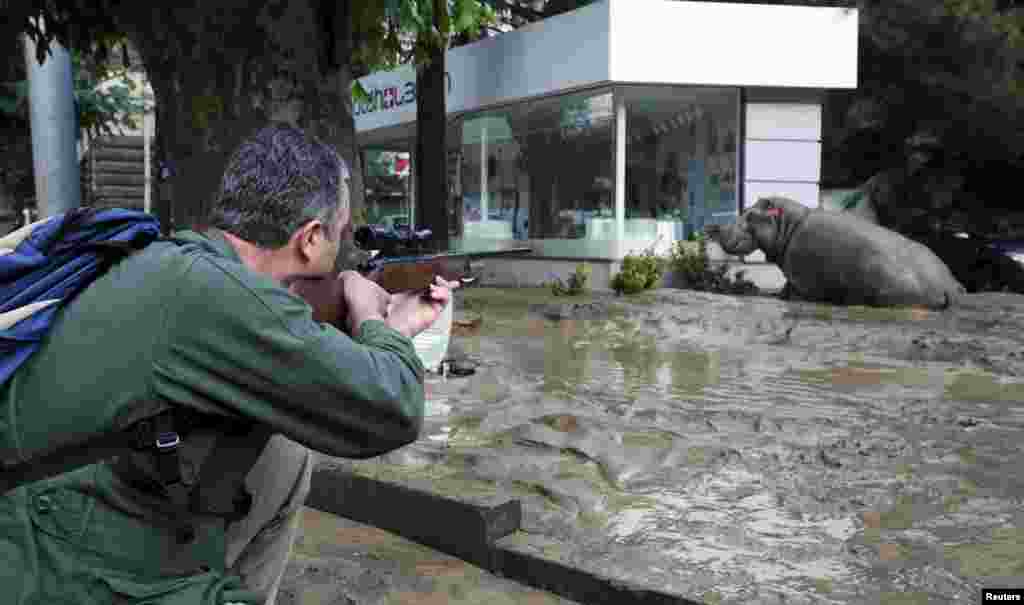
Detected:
left=338, top=270, right=391, bottom=335
left=385, top=276, right=460, bottom=339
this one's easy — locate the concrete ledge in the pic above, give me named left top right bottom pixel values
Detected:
left=307, top=466, right=702, bottom=605
left=307, top=466, right=520, bottom=568
left=480, top=257, right=621, bottom=291
left=478, top=255, right=786, bottom=294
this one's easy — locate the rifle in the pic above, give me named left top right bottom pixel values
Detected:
left=290, top=246, right=532, bottom=327
left=357, top=247, right=533, bottom=293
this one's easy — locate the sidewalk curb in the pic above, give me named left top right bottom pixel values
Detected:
left=307, top=467, right=703, bottom=605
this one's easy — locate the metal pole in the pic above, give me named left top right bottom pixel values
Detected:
left=614, top=91, right=626, bottom=243
left=480, top=123, right=488, bottom=222
left=23, top=23, right=81, bottom=217
left=144, top=111, right=152, bottom=213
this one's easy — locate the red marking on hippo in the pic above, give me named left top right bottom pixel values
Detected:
left=706, top=196, right=965, bottom=309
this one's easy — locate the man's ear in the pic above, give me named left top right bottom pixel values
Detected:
left=294, top=219, right=327, bottom=262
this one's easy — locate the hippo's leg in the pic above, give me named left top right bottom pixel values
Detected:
left=778, top=282, right=796, bottom=300
left=866, top=258, right=948, bottom=309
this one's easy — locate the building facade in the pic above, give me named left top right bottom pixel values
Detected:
left=355, top=0, right=859, bottom=289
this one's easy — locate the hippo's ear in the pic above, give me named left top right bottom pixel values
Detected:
left=749, top=198, right=782, bottom=220
left=758, top=198, right=783, bottom=217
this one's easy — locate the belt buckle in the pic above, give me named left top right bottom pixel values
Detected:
left=156, top=431, right=181, bottom=450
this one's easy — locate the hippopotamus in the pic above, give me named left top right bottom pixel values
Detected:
left=706, top=196, right=965, bottom=309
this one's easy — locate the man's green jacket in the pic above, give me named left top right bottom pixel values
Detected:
left=0, top=230, right=426, bottom=604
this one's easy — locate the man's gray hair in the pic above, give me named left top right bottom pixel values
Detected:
left=209, top=123, right=350, bottom=248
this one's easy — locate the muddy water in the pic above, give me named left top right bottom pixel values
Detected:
left=324, top=288, right=1024, bottom=604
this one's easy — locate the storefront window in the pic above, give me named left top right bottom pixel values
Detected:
left=458, top=88, right=614, bottom=241
left=623, top=86, right=738, bottom=240
left=362, top=147, right=413, bottom=231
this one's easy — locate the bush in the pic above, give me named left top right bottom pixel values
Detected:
left=666, top=233, right=759, bottom=296
left=611, top=247, right=665, bottom=295
left=549, top=263, right=591, bottom=296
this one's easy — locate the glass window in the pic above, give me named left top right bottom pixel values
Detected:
left=458, top=88, right=614, bottom=241
left=362, top=147, right=413, bottom=231
left=623, top=86, right=738, bottom=240
left=363, top=119, right=465, bottom=240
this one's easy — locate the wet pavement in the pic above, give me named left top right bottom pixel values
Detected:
left=285, top=287, right=1024, bottom=604
left=278, top=507, right=576, bottom=605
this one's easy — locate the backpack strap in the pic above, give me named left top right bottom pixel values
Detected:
left=128, top=410, right=190, bottom=506
left=113, top=409, right=274, bottom=528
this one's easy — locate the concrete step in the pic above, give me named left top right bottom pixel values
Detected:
left=97, top=135, right=145, bottom=149
left=93, top=147, right=145, bottom=163
left=95, top=173, right=146, bottom=187
left=94, top=185, right=144, bottom=199
left=92, top=160, right=145, bottom=174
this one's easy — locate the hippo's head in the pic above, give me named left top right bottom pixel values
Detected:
left=707, top=196, right=809, bottom=259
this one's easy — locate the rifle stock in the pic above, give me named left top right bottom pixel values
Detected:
left=358, top=247, right=532, bottom=293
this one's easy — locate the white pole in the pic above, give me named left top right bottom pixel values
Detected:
left=480, top=123, right=488, bottom=222
left=614, top=93, right=627, bottom=243
left=23, top=24, right=80, bottom=217
left=143, top=111, right=152, bottom=213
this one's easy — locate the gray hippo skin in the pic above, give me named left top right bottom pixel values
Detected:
left=708, top=196, right=965, bottom=309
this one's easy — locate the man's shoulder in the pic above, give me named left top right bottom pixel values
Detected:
left=169, top=242, right=277, bottom=303
left=162, top=239, right=314, bottom=333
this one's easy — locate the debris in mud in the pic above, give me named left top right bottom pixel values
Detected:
left=441, top=358, right=477, bottom=377
left=818, top=448, right=843, bottom=468
left=452, top=311, right=483, bottom=336
left=906, top=330, right=990, bottom=364
left=529, top=300, right=613, bottom=320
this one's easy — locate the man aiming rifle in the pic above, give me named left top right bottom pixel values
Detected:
left=0, top=123, right=458, bottom=605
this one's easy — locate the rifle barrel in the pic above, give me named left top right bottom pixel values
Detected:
left=359, top=247, right=532, bottom=273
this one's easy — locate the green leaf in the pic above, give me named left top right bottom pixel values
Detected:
left=400, top=0, right=426, bottom=32
left=421, top=0, right=436, bottom=26
left=480, top=3, right=498, bottom=26
left=453, top=0, right=479, bottom=33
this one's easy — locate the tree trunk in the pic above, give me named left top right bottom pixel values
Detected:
left=112, top=1, right=363, bottom=236
left=413, top=0, right=450, bottom=253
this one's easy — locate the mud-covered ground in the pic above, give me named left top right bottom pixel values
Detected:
left=288, top=288, right=1024, bottom=604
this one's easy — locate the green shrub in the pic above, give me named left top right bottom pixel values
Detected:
left=665, top=233, right=759, bottom=296
left=611, top=247, right=665, bottom=295
left=667, top=236, right=710, bottom=276
left=549, top=263, right=591, bottom=296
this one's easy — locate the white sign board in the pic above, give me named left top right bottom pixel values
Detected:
left=609, top=0, right=859, bottom=89
left=355, top=0, right=858, bottom=134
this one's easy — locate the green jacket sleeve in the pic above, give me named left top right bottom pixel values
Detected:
left=151, top=255, right=426, bottom=459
